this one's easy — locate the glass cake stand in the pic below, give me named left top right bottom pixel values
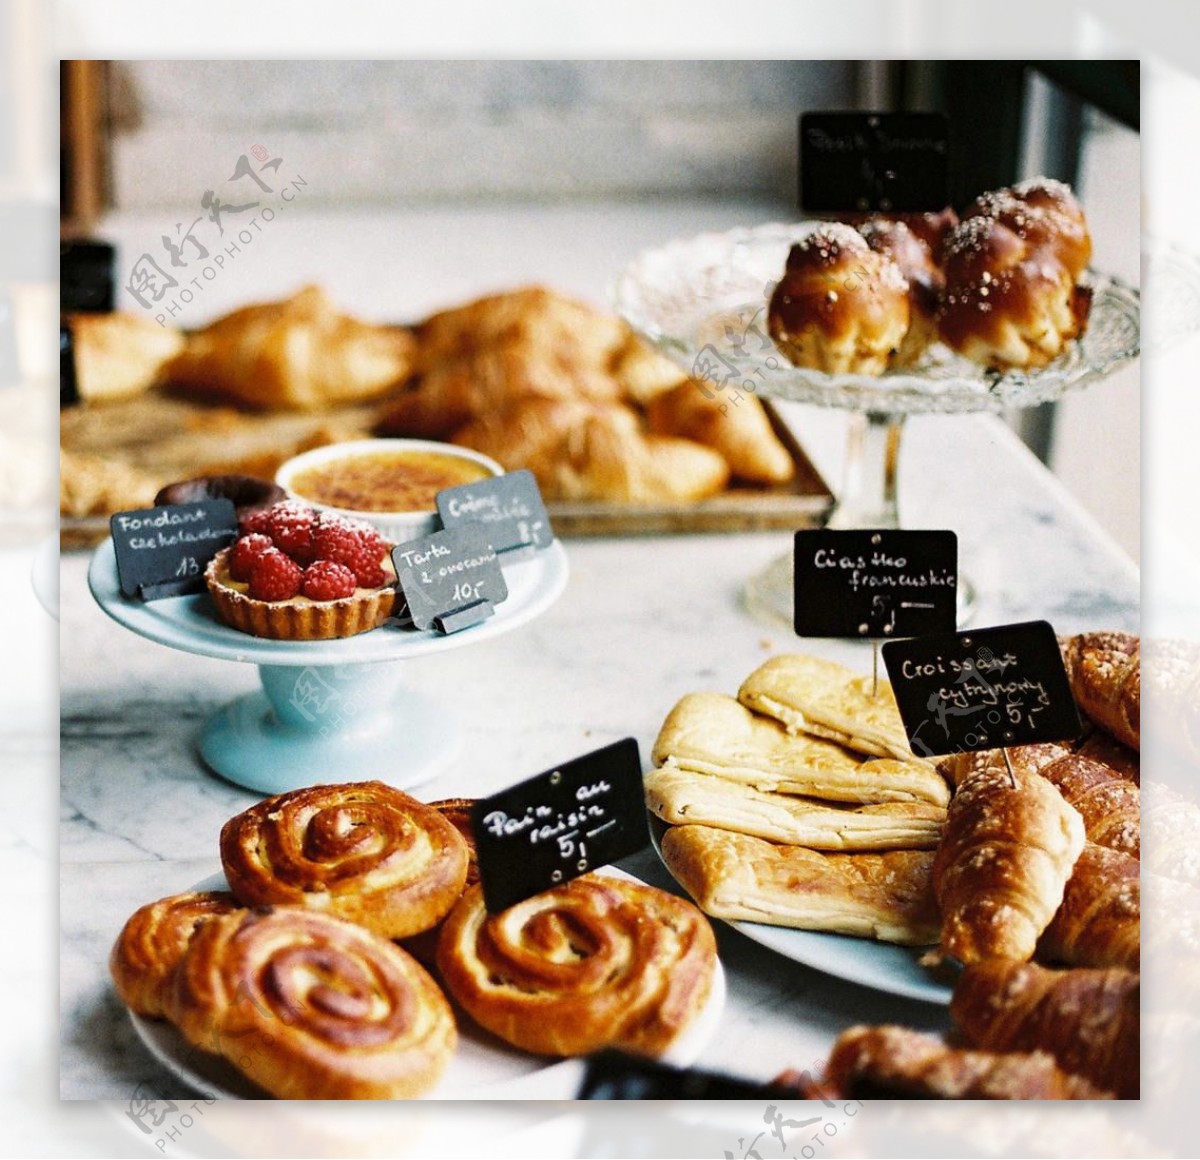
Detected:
left=88, top=538, right=569, bottom=795
left=613, top=221, right=1141, bottom=628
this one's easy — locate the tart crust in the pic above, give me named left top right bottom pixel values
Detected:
left=204, top=546, right=396, bottom=640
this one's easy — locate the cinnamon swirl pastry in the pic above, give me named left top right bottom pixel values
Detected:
left=110, top=889, right=242, bottom=1018
left=220, top=781, right=469, bottom=939
left=436, top=874, right=716, bottom=1058
left=167, top=907, right=456, bottom=1099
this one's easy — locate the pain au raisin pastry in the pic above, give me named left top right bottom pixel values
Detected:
left=661, top=824, right=940, bottom=945
left=644, top=766, right=945, bottom=851
left=436, top=874, right=716, bottom=1058
left=821, top=1025, right=1110, bottom=1099
left=220, top=781, right=469, bottom=939
left=167, top=907, right=455, bottom=1099
left=653, top=692, right=949, bottom=807
left=951, top=959, right=1139, bottom=1099
left=767, top=223, right=910, bottom=375
left=931, top=764, right=1085, bottom=964
left=109, top=889, right=242, bottom=1018
left=738, top=654, right=927, bottom=766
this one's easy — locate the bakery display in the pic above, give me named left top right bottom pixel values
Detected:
left=660, top=825, right=939, bottom=946
left=767, top=223, right=911, bottom=375
left=109, top=889, right=242, bottom=1018
left=931, top=763, right=1085, bottom=965
left=204, top=501, right=398, bottom=641
left=163, top=284, right=418, bottom=411
left=436, top=874, right=717, bottom=1058
left=167, top=907, right=456, bottom=1099
left=821, top=1024, right=1110, bottom=1099
left=219, top=781, right=469, bottom=939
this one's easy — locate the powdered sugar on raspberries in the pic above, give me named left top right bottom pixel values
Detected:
left=228, top=502, right=391, bottom=600
left=301, top=560, right=358, bottom=601
left=248, top=547, right=303, bottom=602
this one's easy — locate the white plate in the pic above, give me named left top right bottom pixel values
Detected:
left=649, top=818, right=951, bottom=1005
left=128, top=868, right=727, bottom=1100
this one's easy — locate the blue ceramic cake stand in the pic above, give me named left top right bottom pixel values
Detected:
left=88, top=538, right=569, bottom=795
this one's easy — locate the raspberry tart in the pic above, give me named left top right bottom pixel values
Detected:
left=205, top=501, right=397, bottom=640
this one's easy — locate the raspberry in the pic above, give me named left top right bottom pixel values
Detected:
left=310, top=517, right=388, bottom=586
left=229, top=533, right=275, bottom=582
left=239, top=507, right=273, bottom=538
left=267, top=501, right=318, bottom=564
left=301, top=560, right=358, bottom=601
left=248, top=547, right=303, bottom=602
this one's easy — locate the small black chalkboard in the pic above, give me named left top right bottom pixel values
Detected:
left=110, top=500, right=238, bottom=601
left=800, top=111, right=950, bottom=213
left=794, top=529, right=957, bottom=639
left=436, top=469, right=553, bottom=561
left=881, top=620, right=1083, bottom=760
left=391, top=523, right=508, bottom=633
left=472, top=738, right=649, bottom=913
left=578, top=1050, right=818, bottom=1101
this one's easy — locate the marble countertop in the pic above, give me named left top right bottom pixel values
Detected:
left=59, top=198, right=1138, bottom=1104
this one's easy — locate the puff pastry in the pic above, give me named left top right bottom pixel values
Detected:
left=219, top=781, right=469, bottom=939
left=644, top=766, right=945, bottom=851
left=660, top=824, right=940, bottom=945
left=738, top=654, right=918, bottom=762
left=165, top=284, right=416, bottom=411
left=109, top=889, right=242, bottom=1018
left=652, top=691, right=949, bottom=806
left=932, top=765, right=1086, bottom=964
left=66, top=311, right=186, bottom=403
left=1060, top=631, right=1140, bottom=751
left=168, top=907, right=456, bottom=1099
left=436, top=874, right=716, bottom=1058
left=1037, top=843, right=1140, bottom=971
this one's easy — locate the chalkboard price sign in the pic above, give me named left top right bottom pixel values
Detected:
left=472, top=737, right=649, bottom=913
left=800, top=111, right=950, bottom=213
left=110, top=499, right=238, bottom=600
left=881, top=620, right=1083, bottom=760
left=391, top=523, right=509, bottom=633
left=436, top=469, right=553, bottom=561
left=794, top=529, right=957, bottom=639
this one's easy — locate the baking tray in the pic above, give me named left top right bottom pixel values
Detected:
left=59, top=396, right=832, bottom=549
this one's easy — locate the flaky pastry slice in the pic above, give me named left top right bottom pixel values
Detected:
left=652, top=692, right=949, bottom=807
left=738, top=654, right=916, bottom=762
left=645, top=766, right=945, bottom=851
left=660, top=824, right=940, bottom=945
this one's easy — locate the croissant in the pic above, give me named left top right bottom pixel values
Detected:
left=644, top=381, right=795, bottom=485
left=165, top=285, right=417, bottom=411
left=822, top=1024, right=1111, bottom=1099
left=951, top=959, right=1139, bottom=1099
left=1037, top=754, right=1139, bottom=858
left=1075, top=731, right=1139, bottom=784
left=937, top=743, right=1071, bottom=789
left=1038, top=844, right=1140, bottom=971
left=1059, top=632, right=1140, bottom=751
left=931, top=765, right=1085, bottom=964
left=453, top=397, right=730, bottom=504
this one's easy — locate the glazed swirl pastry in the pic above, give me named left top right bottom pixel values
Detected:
left=220, top=781, right=469, bottom=939
left=110, top=889, right=242, bottom=1018
left=436, top=874, right=716, bottom=1058
left=167, top=907, right=456, bottom=1099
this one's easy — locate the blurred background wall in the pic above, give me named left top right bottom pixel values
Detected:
left=68, top=59, right=1140, bottom=562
